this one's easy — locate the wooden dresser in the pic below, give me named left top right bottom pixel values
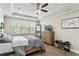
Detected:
left=42, top=31, right=54, bottom=45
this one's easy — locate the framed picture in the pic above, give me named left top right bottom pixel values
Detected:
left=61, top=17, right=79, bottom=29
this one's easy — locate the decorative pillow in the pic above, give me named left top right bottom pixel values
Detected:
left=2, top=33, right=13, bottom=42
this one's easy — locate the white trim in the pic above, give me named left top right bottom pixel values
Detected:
left=4, top=15, right=38, bottom=22
left=71, top=49, right=79, bottom=54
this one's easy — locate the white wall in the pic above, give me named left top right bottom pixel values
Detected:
left=40, top=10, right=79, bottom=54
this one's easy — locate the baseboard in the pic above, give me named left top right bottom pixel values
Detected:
left=71, top=49, right=79, bottom=54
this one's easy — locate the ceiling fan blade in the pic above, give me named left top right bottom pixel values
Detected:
left=41, top=9, right=48, bottom=12
left=42, top=3, right=48, bottom=8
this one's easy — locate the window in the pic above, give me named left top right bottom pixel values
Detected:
left=11, top=21, right=36, bottom=35
left=0, top=15, right=4, bottom=36
left=4, top=17, right=36, bottom=35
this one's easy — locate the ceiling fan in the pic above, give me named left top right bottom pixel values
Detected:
left=35, top=3, right=48, bottom=15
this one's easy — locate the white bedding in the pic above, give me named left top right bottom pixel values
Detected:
left=12, top=36, right=28, bottom=47
left=0, top=43, right=13, bottom=54
left=0, top=36, right=28, bottom=54
left=1, top=34, right=45, bottom=55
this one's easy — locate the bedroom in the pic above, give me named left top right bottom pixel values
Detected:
left=0, top=3, right=79, bottom=56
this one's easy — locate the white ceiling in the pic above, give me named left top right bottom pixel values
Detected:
left=0, top=3, right=79, bottom=20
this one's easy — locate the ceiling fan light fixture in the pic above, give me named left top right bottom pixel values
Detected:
left=35, top=9, right=41, bottom=17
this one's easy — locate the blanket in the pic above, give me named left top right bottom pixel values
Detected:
left=12, top=36, right=28, bottom=47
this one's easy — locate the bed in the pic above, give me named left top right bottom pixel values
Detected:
left=1, top=34, right=45, bottom=56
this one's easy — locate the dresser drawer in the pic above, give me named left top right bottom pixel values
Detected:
left=42, top=31, right=54, bottom=45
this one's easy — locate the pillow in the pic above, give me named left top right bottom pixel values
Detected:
left=2, top=33, right=13, bottom=42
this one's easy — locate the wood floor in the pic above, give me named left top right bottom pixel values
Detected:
left=28, top=43, right=79, bottom=56
left=9, top=43, right=79, bottom=56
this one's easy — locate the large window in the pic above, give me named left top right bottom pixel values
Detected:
left=11, top=22, right=35, bottom=35
left=4, top=17, right=36, bottom=35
